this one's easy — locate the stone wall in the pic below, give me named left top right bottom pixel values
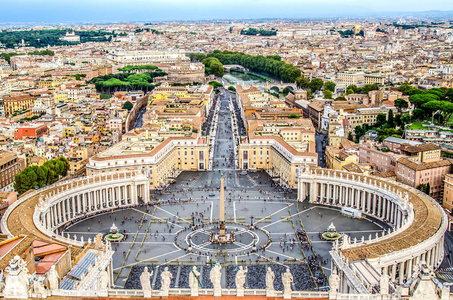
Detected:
left=125, top=94, right=149, bottom=132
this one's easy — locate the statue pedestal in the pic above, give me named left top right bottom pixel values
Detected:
left=190, top=288, right=199, bottom=297
left=143, top=289, right=152, bottom=298
left=266, top=289, right=275, bottom=297
left=237, top=287, right=244, bottom=297
left=213, top=286, right=222, bottom=297
left=160, top=289, right=169, bottom=297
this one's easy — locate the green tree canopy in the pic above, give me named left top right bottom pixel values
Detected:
left=388, top=110, right=394, bottom=128
left=412, top=108, right=426, bottom=120
left=323, top=81, right=336, bottom=92
left=375, top=113, right=387, bottom=126
left=208, top=81, right=223, bottom=88
left=14, top=157, right=69, bottom=194
left=296, top=76, right=309, bottom=89
left=309, top=78, right=324, bottom=93
left=362, top=83, right=380, bottom=94
left=394, top=98, right=409, bottom=112
left=202, top=57, right=224, bottom=77
left=409, top=93, right=439, bottom=108
left=323, top=90, right=333, bottom=99
left=346, top=84, right=360, bottom=94
left=397, top=83, right=414, bottom=95
left=122, top=101, right=133, bottom=111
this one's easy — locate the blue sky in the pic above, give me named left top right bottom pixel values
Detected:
left=1, top=0, right=453, bottom=23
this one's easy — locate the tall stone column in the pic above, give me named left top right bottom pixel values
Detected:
left=398, top=262, right=404, bottom=284
left=406, top=258, right=413, bottom=280
left=131, top=183, right=137, bottom=205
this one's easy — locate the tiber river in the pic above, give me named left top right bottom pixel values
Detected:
left=223, top=71, right=268, bottom=85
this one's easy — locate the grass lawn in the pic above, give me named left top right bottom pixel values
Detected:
left=407, top=121, right=427, bottom=130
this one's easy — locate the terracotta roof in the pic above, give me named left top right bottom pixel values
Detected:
left=342, top=163, right=363, bottom=173
left=400, top=143, right=441, bottom=153
left=397, top=158, right=451, bottom=171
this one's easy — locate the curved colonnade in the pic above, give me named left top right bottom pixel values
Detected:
left=297, top=166, right=447, bottom=295
left=2, top=171, right=149, bottom=249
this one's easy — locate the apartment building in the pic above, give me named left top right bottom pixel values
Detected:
left=396, top=144, right=451, bottom=198
left=443, top=174, right=453, bottom=212
left=2, top=94, right=34, bottom=116
left=0, top=152, right=26, bottom=192
left=86, top=131, right=209, bottom=189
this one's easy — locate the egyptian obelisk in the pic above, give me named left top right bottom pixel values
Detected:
left=219, top=176, right=226, bottom=237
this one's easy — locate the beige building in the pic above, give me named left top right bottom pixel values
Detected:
left=0, top=152, right=26, bottom=191
left=443, top=174, right=453, bottom=212
left=238, top=133, right=317, bottom=188
left=86, top=131, right=209, bottom=189
left=396, top=144, right=451, bottom=198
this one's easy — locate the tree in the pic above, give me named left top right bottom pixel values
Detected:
left=202, top=57, right=224, bottom=77
left=122, top=101, right=133, bottom=111
left=409, top=93, right=439, bottom=108
left=323, top=81, right=336, bottom=92
left=440, top=101, right=453, bottom=125
left=348, top=132, right=354, bottom=141
left=428, top=88, right=443, bottom=99
left=395, top=114, right=402, bottom=127
left=397, top=83, right=413, bottom=95
left=13, top=157, right=69, bottom=194
left=323, top=90, right=333, bottom=99
left=401, top=113, right=412, bottom=125
left=394, top=98, right=409, bottom=112
left=375, top=113, right=387, bottom=126
left=309, top=78, right=324, bottom=93
left=208, top=81, right=223, bottom=88
left=422, top=100, right=442, bottom=123
left=388, top=110, right=394, bottom=128
left=296, top=76, right=309, bottom=89
left=336, top=94, right=346, bottom=101
left=228, top=86, right=236, bottom=92
left=446, top=89, right=453, bottom=102
left=362, top=83, right=380, bottom=94
left=355, top=125, right=365, bottom=142
left=412, top=108, right=425, bottom=120
left=346, top=84, right=360, bottom=94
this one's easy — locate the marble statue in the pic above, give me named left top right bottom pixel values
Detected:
left=189, top=266, right=200, bottom=297
left=235, top=266, right=247, bottom=297
left=210, top=263, right=222, bottom=297
left=98, top=269, right=109, bottom=291
left=3, top=255, right=31, bottom=299
left=380, top=273, right=390, bottom=295
left=30, top=274, right=49, bottom=298
left=140, top=267, right=153, bottom=298
left=160, top=267, right=172, bottom=296
left=265, top=267, right=275, bottom=296
left=282, top=268, right=293, bottom=299
left=329, top=268, right=340, bottom=298
left=95, top=233, right=104, bottom=249
left=47, top=265, right=60, bottom=292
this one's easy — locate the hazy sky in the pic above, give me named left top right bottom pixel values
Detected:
left=1, top=0, right=453, bottom=23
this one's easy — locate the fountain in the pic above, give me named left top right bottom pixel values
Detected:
left=105, top=223, right=124, bottom=242
left=321, top=223, right=341, bottom=241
